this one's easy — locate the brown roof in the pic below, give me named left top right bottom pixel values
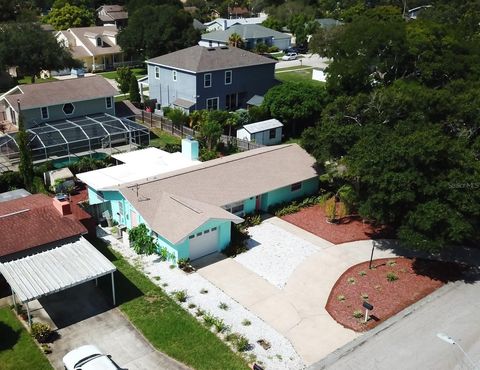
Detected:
left=147, top=45, right=276, bottom=73
left=0, top=194, right=87, bottom=258
left=119, top=144, right=318, bottom=239
left=4, top=76, right=117, bottom=110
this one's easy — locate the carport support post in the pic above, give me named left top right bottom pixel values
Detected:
left=25, top=301, right=31, bottom=326
left=111, top=272, right=116, bottom=306
left=11, top=288, right=16, bottom=308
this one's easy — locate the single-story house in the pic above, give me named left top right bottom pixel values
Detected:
left=199, top=24, right=291, bottom=51
left=0, top=76, right=116, bottom=128
left=77, top=143, right=201, bottom=206
left=96, top=5, right=128, bottom=28
left=236, top=118, right=283, bottom=145
left=204, top=16, right=267, bottom=32
left=56, top=25, right=130, bottom=72
left=83, top=144, right=319, bottom=261
left=146, top=45, right=277, bottom=112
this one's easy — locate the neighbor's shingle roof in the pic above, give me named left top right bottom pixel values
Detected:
left=119, top=144, right=317, bottom=241
left=201, top=24, right=291, bottom=43
left=61, top=26, right=122, bottom=58
left=146, top=45, right=276, bottom=73
left=0, top=194, right=87, bottom=258
left=97, top=5, right=128, bottom=21
left=4, top=76, right=117, bottom=110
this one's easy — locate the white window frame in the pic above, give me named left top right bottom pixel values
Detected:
left=40, top=106, right=49, bottom=120
left=225, top=70, right=232, bottom=85
left=154, top=66, right=160, bottom=79
left=206, top=97, right=219, bottom=110
left=105, top=96, right=113, bottom=109
left=172, top=70, right=177, bottom=81
left=204, top=73, right=212, bottom=88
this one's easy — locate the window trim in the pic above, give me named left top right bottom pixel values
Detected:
left=40, top=106, right=49, bottom=120
left=225, top=70, right=232, bottom=85
left=154, top=66, right=160, bottom=79
left=96, top=37, right=102, bottom=47
left=105, top=96, right=113, bottom=109
left=172, top=70, right=177, bottom=81
left=204, top=73, right=212, bottom=88
left=62, top=102, right=75, bottom=116
left=291, top=182, right=302, bottom=192
left=206, top=97, right=219, bottom=110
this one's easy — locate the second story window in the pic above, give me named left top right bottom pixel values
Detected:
left=204, top=73, right=212, bottom=88
left=96, top=37, right=102, bottom=47
left=225, top=70, right=232, bottom=85
left=155, top=66, right=160, bottom=79
left=172, top=70, right=177, bottom=81
left=40, top=106, right=49, bottom=120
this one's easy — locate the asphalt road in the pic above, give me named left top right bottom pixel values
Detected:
left=314, top=278, right=480, bottom=370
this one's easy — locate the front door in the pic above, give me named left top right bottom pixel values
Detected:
left=255, top=195, right=261, bottom=210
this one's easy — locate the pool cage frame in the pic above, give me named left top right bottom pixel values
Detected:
left=0, top=114, right=150, bottom=162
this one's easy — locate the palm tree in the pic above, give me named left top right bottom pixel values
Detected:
left=228, top=33, right=244, bottom=48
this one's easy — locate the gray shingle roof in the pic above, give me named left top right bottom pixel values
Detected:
left=201, top=24, right=291, bottom=43
left=4, top=76, right=117, bottom=110
left=146, top=45, right=276, bottom=73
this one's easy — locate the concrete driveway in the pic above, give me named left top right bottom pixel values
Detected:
left=198, top=217, right=402, bottom=365
left=41, top=282, right=188, bottom=370
left=276, top=54, right=330, bottom=70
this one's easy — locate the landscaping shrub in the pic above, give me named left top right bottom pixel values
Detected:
left=195, top=308, right=205, bottom=317
left=268, top=194, right=328, bottom=217
left=361, top=293, right=369, bottom=300
left=129, top=224, right=157, bottom=255
left=347, top=277, right=356, bottom=284
left=203, top=312, right=216, bottom=327
left=352, top=310, right=363, bottom=319
left=358, top=271, right=367, bottom=276
left=337, top=295, right=346, bottom=301
left=219, top=302, right=229, bottom=310
left=268, top=46, right=279, bottom=52
left=213, top=317, right=228, bottom=333
left=200, top=288, right=208, bottom=294
left=241, top=319, right=251, bottom=326
left=225, top=332, right=250, bottom=352
left=30, top=322, right=52, bottom=343
left=223, top=224, right=249, bottom=257
left=386, top=272, right=399, bottom=282
left=172, top=290, right=188, bottom=302
left=243, top=214, right=262, bottom=228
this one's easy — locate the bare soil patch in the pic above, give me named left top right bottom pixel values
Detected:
left=325, top=257, right=466, bottom=332
left=281, top=204, right=391, bottom=244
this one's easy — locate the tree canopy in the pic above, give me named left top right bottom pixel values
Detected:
left=117, top=5, right=199, bottom=59
left=44, top=3, right=95, bottom=30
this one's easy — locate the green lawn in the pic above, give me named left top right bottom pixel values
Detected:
left=275, top=67, right=325, bottom=85
left=149, top=128, right=182, bottom=149
left=93, top=239, right=248, bottom=370
left=0, top=308, right=52, bottom=370
left=17, top=76, right=57, bottom=85
left=270, top=52, right=284, bottom=60
left=98, top=67, right=147, bottom=80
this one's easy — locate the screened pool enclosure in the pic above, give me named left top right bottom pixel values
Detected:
left=0, top=114, right=150, bottom=162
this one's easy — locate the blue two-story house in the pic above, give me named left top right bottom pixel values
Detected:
left=146, top=45, right=277, bottom=112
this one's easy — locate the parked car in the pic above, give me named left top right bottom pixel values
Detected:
left=283, top=47, right=298, bottom=54
left=63, top=345, right=117, bottom=370
left=281, top=52, right=298, bottom=61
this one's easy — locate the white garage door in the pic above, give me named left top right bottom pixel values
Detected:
left=189, top=227, right=219, bottom=260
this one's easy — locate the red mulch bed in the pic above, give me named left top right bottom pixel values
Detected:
left=326, top=257, right=466, bottom=332
left=281, top=204, right=391, bottom=244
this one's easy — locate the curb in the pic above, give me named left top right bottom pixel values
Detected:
left=308, top=279, right=463, bottom=369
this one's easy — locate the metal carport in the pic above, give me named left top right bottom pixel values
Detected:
left=0, top=237, right=116, bottom=325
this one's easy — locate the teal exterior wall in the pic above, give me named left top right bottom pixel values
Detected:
left=260, top=177, right=319, bottom=211
left=87, top=186, right=104, bottom=205
left=20, top=97, right=115, bottom=128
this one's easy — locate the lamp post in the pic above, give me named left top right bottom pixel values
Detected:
left=437, top=333, right=478, bottom=369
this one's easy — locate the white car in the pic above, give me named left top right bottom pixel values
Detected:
left=281, top=52, right=298, bottom=61
left=63, top=345, right=117, bottom=370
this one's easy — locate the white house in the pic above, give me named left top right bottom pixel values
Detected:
left=236, top=118, right=283, bottom=145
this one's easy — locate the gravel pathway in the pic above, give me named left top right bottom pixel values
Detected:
left=235, top=222, right=321, bottom=289
left=101, top=230, right=305, bottom=370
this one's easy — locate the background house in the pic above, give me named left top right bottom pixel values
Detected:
left=204, top=16, right=267, bottom=32
left=96, top=5, right=128, bottom=28
left=236, top=118, right=283, bottom=145
left=0, top=76, right=116, bottom=128
left=199, top=24, right=291, bottom=50
left=82, top=144, right=319, bottom=261
left=146, top=45, right=277, bottom=112
left=56, top=26, right=128, bottom=72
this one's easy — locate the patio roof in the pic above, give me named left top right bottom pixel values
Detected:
left=0, top=237, right=116, bottom=303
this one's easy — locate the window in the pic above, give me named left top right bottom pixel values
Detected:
left=231, top=204, right=244, bottom=214
left=189, top=235, right=195, bottom=239
left=204, top=229, right=210, bottom=234
left=62, top=103, right=74, bottom=115
left=224, top=201, right=244, bottom=215
left=206, top=97, right=219, bottom=110
left=172, top=70, right=177, bottom=81
left=225, top=70, right=232, bottom=85
left=154, top=66, right=160, bottom=79
left=291, top=182, right=302, bottom=191
left=269, top=128, right=276, bottom=139
left=209, top=40, right=213, bottom=47
left=105, top=96, right=112, bottom=109
left=204, top=73, right=212, bottom=88
left=211, top=227, right=217, bottom=231
left=40, top=107, right=49, bottom=119
left=196, top=232, right=202, bottom=237
left=96, top=37, right=102, bottom=47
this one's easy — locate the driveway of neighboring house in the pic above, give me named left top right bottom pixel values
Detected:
left=40, top=282, right=188, bottom=370
left=276, top=54, right=330, bottom=70
left=198, top=217, right=405, bottom=365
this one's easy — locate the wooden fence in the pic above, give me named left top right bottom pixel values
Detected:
left=134, top=113, right=265, bottom=151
